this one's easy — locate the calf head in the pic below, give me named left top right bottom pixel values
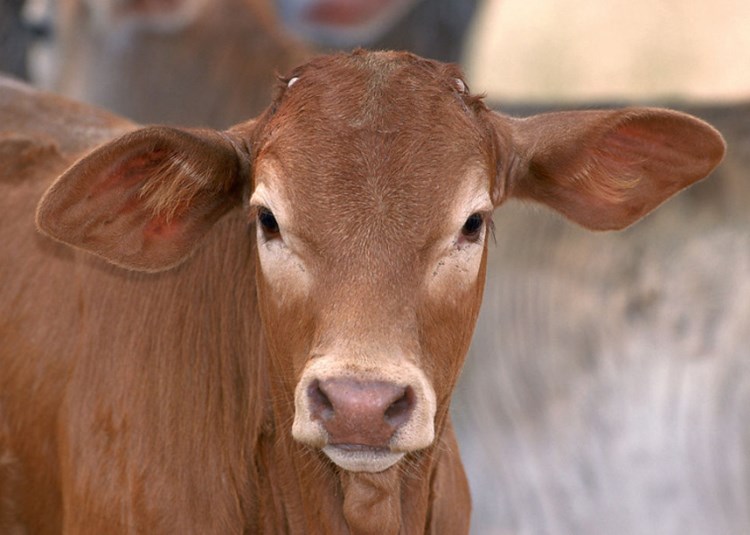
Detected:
left=36, top=51, right=725, bottom=475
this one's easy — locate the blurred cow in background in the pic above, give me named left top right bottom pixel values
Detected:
left=28, top=0, right=478, bottom=127
left=38, top=0, right=311, bottom=127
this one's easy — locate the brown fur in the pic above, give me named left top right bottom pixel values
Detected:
left=0, top=51, right=724, bottom=534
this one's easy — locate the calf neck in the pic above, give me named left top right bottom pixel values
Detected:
left=0, top=51, right=724, bottom=533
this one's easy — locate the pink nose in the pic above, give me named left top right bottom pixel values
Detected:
left=308, top=378, right=415, bottom=448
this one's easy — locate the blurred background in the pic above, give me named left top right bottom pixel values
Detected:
left=2, top=1, right=749, bottom=533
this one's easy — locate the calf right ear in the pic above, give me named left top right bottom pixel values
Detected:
left=36, top=126, right=250, bottom=272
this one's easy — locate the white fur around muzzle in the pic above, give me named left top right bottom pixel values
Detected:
left=292, top=354, right=437, bottom=473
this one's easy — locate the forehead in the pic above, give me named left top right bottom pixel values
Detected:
left=271, top=51, right=481, bottom=124
left=252, top=52, right=492, bottom=245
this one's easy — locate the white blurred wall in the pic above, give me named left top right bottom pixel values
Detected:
left=466, top=0, right=750, bottom=102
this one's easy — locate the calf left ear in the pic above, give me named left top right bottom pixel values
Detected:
left=37, top=126, right=249, bottom=272
left=493, top=108, right=726, bottom=230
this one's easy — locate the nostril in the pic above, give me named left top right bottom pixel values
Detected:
left=384, top=386, right=415, bottom=428
left=308, top=379, right=334, bottom=421
left=307, top=378, right=417, bottom=447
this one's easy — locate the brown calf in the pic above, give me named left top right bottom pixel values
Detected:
left=0, top=50, right=725, bottom=534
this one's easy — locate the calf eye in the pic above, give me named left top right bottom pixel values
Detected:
left=258, top=207, right=280, bottom=236
left=461, top=213, right=484, bottom=241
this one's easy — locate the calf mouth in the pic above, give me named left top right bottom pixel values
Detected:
left=323, top=444, right=405, bottom=472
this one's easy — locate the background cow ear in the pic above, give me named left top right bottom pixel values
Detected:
left=492, top=108, right=726, bottom=230
left=36, top=126, right=249, bottom=272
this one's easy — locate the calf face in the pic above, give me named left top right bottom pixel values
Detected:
left=252, top=58, right=494, bottom=471
left=36, top=50, right=725, bottom=475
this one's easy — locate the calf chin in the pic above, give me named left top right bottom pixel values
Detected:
left=292, top=354, right=436, bottom=473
